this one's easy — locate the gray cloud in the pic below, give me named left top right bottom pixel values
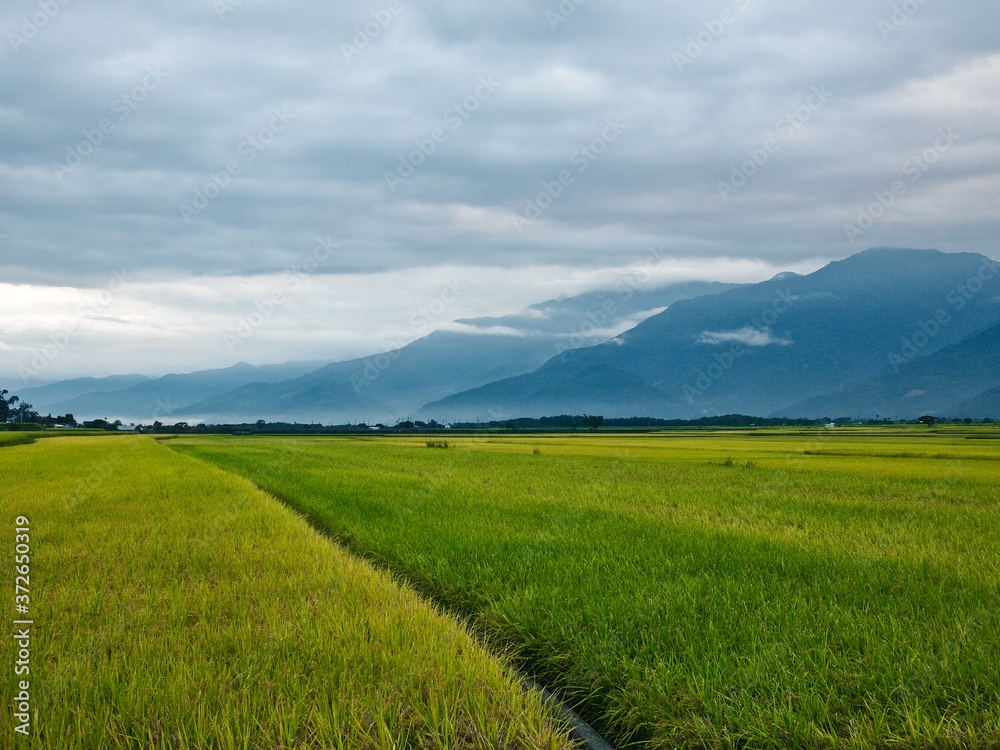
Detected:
left=1, top=0, right=998, bottom=376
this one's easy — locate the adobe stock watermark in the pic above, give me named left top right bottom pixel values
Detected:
left=178, top=107, right=294, bottom=223
left=18, top=271, right=128, bottom=384
left=683, top=288, right=797, bottom=404
left=224, top=236, right=339, bottom=353
left=511, top=115, right=627, bottom=233
left=385, top=75, right=502, bottom=192
left=485, top=405, right=513, bottom=424
left=351, top=279, right=466, bottom=393
left=843, top=127, right=960, bottom=243
left=878, top=0, right=932, bottom=41
left=52, top=65, right=168, bottom=182
left=213, top=0, right=245, bottom=20
left=547, top=0, right=586, bottom=30
left=146, top=395, right=180, bottom=426
left=673, top=0, right=751, bottom=72
left=8, top=0, right=73, bottom=53
left=886, top=256, right=1000, bottom=372
left=341, top=0, right=403, bottom=64
left=555, top=245, right=674, bottom=359
left=919, top=456, right=967, bottom=499
left=718, top=85, right=832, bottom=201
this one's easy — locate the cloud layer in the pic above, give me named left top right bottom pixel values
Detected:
left=2, top=0, right=998, bottom=379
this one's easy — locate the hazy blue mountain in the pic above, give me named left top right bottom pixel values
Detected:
left=179, top=332, right=557, bottom=424
left=44, top=361, right=326, bottom=422
left=782, top=322, right=1000, bottom=420
left=12, top=374, right=149, bottom=412
left=419, top=249, right=1000, bottom=421
left=951, top=385, right=1000, bottom=419
left=178, top=281, right=738, bottom=424
left=30, top=250, right=998, bottom=424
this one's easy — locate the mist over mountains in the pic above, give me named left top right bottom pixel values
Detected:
left=15, top=280, right=734, bottom=423
left=13, top=249, right=1000, bottom=424
left=15, top=362, right=327, bottom=423
left=424, top=248, right=1000, bottom=421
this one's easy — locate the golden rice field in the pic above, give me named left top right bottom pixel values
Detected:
left=0, top=436, right=574, bottom=749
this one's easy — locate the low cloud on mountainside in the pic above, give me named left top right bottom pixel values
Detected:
left=697, top=327, right=793, bottom=347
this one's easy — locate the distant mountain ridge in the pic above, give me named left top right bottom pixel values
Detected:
left=178, top=280, right=738, bottom=423
left=13, top=248, right=1000, bottom=423
left=783, top=320, right=1000, bottom=419
left=953, top=385, right=1000, bottom=417
left=13, top=374, right=149, bottom=408
left=30, top=361, right=326, bottom=422
left=420, top=248, right=1000, bottom=421
left=16, top=279, right=736, bottom=423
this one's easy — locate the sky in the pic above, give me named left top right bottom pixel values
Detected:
left=2, top=0, right=998, bottom=384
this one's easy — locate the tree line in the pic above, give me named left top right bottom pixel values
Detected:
left=1, top=388, right=76, bottom=427
left=1, top=386, right=993, bottom=432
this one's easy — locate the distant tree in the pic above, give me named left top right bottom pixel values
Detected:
left=964, top=418, right=973, bottom=425
left=985, top=418, right=993, bottom=424
left=10, top=399, right=39, bottom=424
left=55, top=413, right=77, bottom=427
left=918, top=415, right=937, bottom=427
left=0, top=389, right=12, bottom=422
left=0, top=390, right=33, bottom=423
left=398, top=420, right=414, bottom=429
left=505, top=420, right=515, bottom=431
left=583, top=415, right=604, bottom=431
left=152, top=420, right=163, bottom=432
left=256, top=419, right=266, bottom=428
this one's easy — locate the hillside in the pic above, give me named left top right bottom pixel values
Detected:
left=420, top=249, right=1000, bottom=421
left=176, top=281, right=737, bottom=423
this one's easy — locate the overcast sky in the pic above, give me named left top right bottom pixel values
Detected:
left=2, top=0, right=998, bottom=383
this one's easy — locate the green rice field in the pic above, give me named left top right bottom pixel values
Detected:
left=0, top=433, right=38, bottom=449
left=169, top=428, right=1000, bottom=749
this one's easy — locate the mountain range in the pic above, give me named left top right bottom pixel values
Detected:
left=14, top=281, right=733, bottom=423
left=16, top=361, right=326, bottom=423
left=421, top=248, right=1000, bottom=421
left=11, top=248, right=1000, bottom=423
